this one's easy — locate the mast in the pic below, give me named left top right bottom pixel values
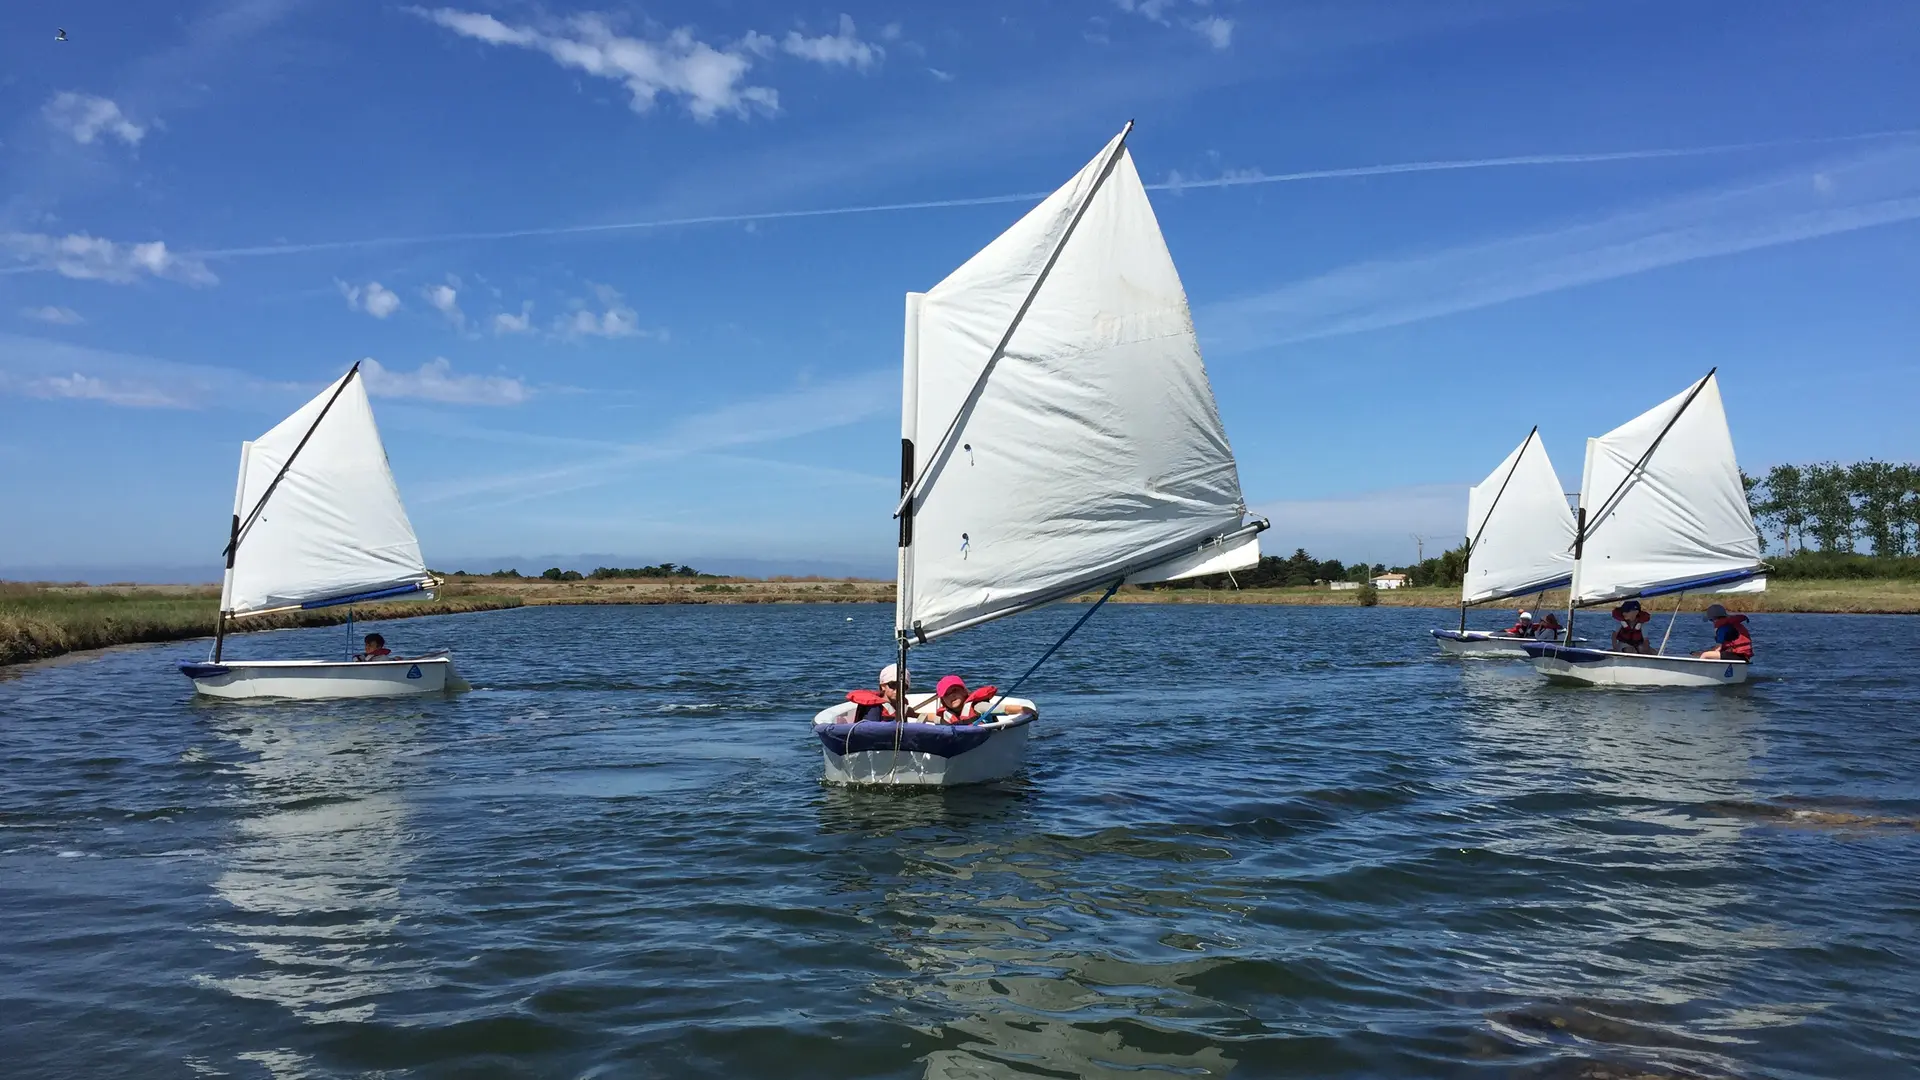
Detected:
left=896, top=292, right=923, bottom=707
left=213, top=441, right=253, bottom=662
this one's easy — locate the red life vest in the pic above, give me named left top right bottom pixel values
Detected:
left=1713, top=614, right=1753, bottom=660
left=1614, top=625, right=1646, bottom=649
left=845, top=688, right=896, bottom=721
left=1506, top=621, right=1535, bottom=636
left=358, top=647, right=391, bottom=660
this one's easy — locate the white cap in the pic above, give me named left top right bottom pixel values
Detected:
left=879, top=663, right=901, bottom=686
left=1518, top=611, right=1533, bottom=621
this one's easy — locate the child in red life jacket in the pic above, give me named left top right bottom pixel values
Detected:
left=844, top=663, right=906, bottom=723
left=1506, top=611, right=1537, bottom=637
left=353, top=633, right=391, bottom=661
left=1696, top=603, right=1753, bottom=661
left=929, top=675, right=1034, bottom=725
left=1610, top=600, right=1654, bottom=654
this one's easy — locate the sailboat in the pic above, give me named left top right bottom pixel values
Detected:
left=1524, top=370, right=1766, bottom=687
left=1431, top=427, right=1578, bottom=657
left=811, top=123, right=1268, bottom=786
left=179, top=362, right=458, bottom=699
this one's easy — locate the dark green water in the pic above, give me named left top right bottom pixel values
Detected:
left=2, top=603, right=1916, bottom=1079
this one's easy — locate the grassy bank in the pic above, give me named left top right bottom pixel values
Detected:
left=443, top=575, right=896, bottom=606
left=0, top=583, right=522, bottom=667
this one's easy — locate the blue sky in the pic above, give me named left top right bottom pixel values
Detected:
left=3, top=0, right=1917, bottom=580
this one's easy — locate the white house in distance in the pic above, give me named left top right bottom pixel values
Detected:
left=1371, top=572, right=1410, bottom=590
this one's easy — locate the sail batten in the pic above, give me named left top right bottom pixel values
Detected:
left=1568, top=372, right=1765, bottom=608
left=1462, top=429, right=1577, bottom=606
left=897, top=126, right=1259, bottom=641
left=224, top=371, right=433, bottom=617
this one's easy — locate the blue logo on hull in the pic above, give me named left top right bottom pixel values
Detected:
left=407, top=664, right=423, bottom=679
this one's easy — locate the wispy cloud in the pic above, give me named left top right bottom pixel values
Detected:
left=424, top=280, right=464, bottom=329
left=21, top=305, right=84, bottom=326
left=0, top=333, right=293, bottom=409
left=42, top=92, right=147, bottom=146
left=337, top=279, right=400, bottom=318
left=414, top=7, right=779, bottom=122
left=777, top=14, right=883, bottom=70
left=417, top=368, right=894, bottom=505
left=1, top=232, right=216, bottom=285
left=1193, top=17, right=1233, bottom=50
left=176, top=130, right=1920, bottom=262
left=361, top=357, right=529, bottom=406
left=554, top=284, right=659, bottom=341
left=491, top=305, right=532, bottom=335
left=1200, top=142, right=1920, bottom=351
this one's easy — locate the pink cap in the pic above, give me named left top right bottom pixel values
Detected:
left=935, top=675, right=966, bottom=698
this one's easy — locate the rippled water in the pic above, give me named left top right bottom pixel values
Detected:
left=2, top=603, right=1917, bottom=1079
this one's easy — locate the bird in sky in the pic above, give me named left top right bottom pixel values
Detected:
left=56, top=28, right=67, bottom=41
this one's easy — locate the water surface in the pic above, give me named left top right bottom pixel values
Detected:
left=2, top=603, right=1916, bottom=1078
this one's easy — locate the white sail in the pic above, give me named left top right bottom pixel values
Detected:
left=1570, top=372, right=1765, bottom=606
left=897, top=126, right=1259, bottom=643
left=1461, top=429, right=1576, bottom=604
left=223, top=369, right=434, bottom=617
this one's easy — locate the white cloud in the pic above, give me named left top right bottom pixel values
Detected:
left=554, top=285, right=658, bottom=340
left=415, top=7, right=780, bottom=121
left=491, top=306, right=533, bottom=335
left=22, top=306, right=84, bottom=326
left=0, top=233, right=216, bottom=286
left=337, top=279, right=401, bottom=318
left=1194, top=17, right=1234, bottom=49
left=782, top=14, right=882, bottom=70
left=1112, top=0, right=1181, bottom=22
left=26, top=372, right=186, bottom=408
left=928, top=67, right=954, bottom=82
left=424, top=281, right=464, bottom=329
left=880, top=22, right=903, bottom=42
left=1200, top=144, right=1920, bottom=352
left=360, top=357, right=529, bottom=406
left=42, top=92, right=146, bottom=146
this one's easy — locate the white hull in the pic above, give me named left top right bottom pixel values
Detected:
left=1432, top=630, right=1576, bottom=658
left=811, top=698, right=1037, bottom=787
left=1524, top=645, right=1750, bottom=688
left=182, top=656, right=459, bottom=700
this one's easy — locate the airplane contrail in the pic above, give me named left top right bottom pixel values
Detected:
left=174, top=129, right=1920, bottom=260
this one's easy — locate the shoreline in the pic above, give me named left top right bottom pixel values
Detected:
left=4, top=576, right=1915, bottom=669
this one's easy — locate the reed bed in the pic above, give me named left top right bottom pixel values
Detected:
left=0, top=583, right=522, bottom=667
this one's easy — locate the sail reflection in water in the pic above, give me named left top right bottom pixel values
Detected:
left=199, top=708, right=432, bottom=1024
left=818, top=790, right=1251, bottom=1078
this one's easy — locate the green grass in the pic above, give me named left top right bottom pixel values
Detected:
left=0, top=584, right=522, bottom=667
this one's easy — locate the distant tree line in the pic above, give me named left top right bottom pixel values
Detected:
left=1747, top=462, right=1920, bottom=558
left=451, top=563, right=718, bottom=581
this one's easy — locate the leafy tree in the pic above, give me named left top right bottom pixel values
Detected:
left=1802, top=463, right=1857, bottom=553
left=1756, top=464, right=1805, bottom=554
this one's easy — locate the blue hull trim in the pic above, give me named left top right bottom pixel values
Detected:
left=179, top=663, right=231, bottom=678
left=1523, top=644, right=1613, bottom=664
left=1601, top=566, right=1765, bottom=603
left=816, top=716, right=1029, bottom=759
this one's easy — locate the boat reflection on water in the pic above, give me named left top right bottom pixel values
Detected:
left=1452, top=665, right=1808, bottom=1072
left=816, top=787, right=1251, bottom=1078
left=197, top=705, right=432, bottom=1025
